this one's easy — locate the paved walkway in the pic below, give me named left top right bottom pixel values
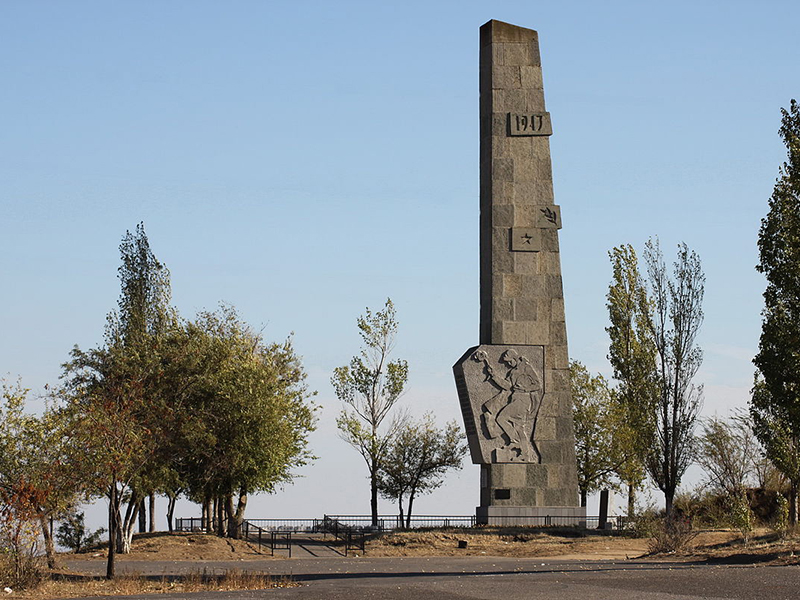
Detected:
left=252, top=533, right=349, bottom=558
left=63, top=555, right=800, bottom=599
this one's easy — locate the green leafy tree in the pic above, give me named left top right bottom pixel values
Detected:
left=60, top=344, right=156, bottom=578
left=332, top=299, right=408, bottom=526
left=377, top=414, right=467, bottom=527
left=59, top=223, right=178, bottom=576
left=569, top=361, right=618, bottom=508
left=109, top=222, right=176, bottom=544
left=0, top=380, right=83, bottom=571
left=109, top=222, right=174, bottom=350
left=752, top=100, right=800, bottom=526
left=644, top=238, right=705, bottom=517
left=606, top=244, right=658, bottom=517
left=174, top=306, right=317, bottom=538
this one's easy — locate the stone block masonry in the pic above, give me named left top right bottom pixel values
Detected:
left=454, top=20, right=583, bottom=525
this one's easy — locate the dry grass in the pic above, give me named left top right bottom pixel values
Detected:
left=365, top=526, right=800, bottom=564
left=2, top=533, right=289, bottom=598
left=688, top=528, right=800, bottom=564
left=67, top=531, right=271, bottom=562
left=7, top=569, right=295, bottom=599
left=8, top=527, right=800, bottom=598
left=365, top=527, right=650, bottom=559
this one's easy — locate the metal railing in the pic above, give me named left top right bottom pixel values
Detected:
left=322, top=514, right=477, bottom=531
left=318, top=515, right=366, bottom=555
left=268, top=531, right=292, bottom=557
left=243, top=518, right=320, bottom=533
left=175, top=517, right=321, bottom=534
left=239, top=520, right=292, bottom=556
left=323, top=514, right=624, bottom=530
left=175, top=517, right=204, bottom=532
left=176, top=514, right=624, bottom=536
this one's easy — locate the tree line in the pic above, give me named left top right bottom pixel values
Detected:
left=573, top=100, right=800, bottom=527
left=1, top=224, right=316, bottom=579
left=0, top=228, right=465, bottom=585
left=571, top=239, right=705, bottom=517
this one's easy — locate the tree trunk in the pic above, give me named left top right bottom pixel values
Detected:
left=107, top=485, right=117, bottom=580
left=230, top=489, right=248, bottom=538
left=580, top=490, right=587, bottom=508
left=167, top=493, right=177, bottom=533
left=791, top=481, right=798, bottom=527
left=223, top=491, right=248, bottom=539
left=216, top=497, right=225, bottom=537
left=665, top=488, right=674, bottom=519
left=224, top=494, right=243, bottom=539
left=149, top=493, right=156, bottom=532
left=202, top=497, right=211, bottom=533
left=397, top=495, right=405, bottom=530
left=39, top=513, right=57, bottom=570
left=138, top=497, right=146, bottom=533
left=370, top=473, right=379, bottom=527
left=406, top=490, right=416, bottom=529
left=627, top=483, right=636, bottom=518
left=211, top=497, right=217, bottom=533
left=121, top=496, right=140, bottom=553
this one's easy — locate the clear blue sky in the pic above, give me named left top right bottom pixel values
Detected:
left=2, top=0, right=799, bottom=525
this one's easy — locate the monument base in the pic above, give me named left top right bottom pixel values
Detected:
left=476, top=505, right=586, bottom=527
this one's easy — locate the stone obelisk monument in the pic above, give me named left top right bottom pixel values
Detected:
left=453, top=20, right=583, bottom=525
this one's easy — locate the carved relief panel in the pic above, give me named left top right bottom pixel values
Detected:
left=454, top=344, right=545, bottom=464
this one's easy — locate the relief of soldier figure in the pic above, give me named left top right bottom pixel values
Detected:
left=473, top=348, right=543, bottom=463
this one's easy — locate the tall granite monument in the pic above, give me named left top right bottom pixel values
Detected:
left=453, top=20, right=584, bottom=525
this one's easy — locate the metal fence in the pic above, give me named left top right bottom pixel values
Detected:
left=175, top=518, right=321, bottom=534
left=175, top=517, right=204, bottom=532
left=242, top=518, right=321, bottom=533
left=323, top=514, right=476, bottom=531
left=323, top=514, right=624, bottom=530
left=175, top=514, right=624, bottom=535
left=317, top=515, right=365, bottom=555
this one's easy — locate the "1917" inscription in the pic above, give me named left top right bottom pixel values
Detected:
left=507, top=112, right=552, bottom=137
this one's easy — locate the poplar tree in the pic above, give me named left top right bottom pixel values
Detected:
left=606, top=245, right=657, bottom=517
left=62, top=223, right=175, bottom=576
left=752, top=99, right=800, bottom=525
left=644, top=238, right=704, bottom=517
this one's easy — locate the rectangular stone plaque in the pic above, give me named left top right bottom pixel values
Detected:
left=510, top=228, right=541, bottom=252
left=507, top=112, right=552, bottom=136
left=535, top=205, right=562, bottom=229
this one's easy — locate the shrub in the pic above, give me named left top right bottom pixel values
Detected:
left=0, top=513, right=43, bottom=589
left=56, top=512, right=106, bottom=553
left=647, top=514, right=698, bottom=554
left=730, top=494, right=754, bottom=545
left=773, top=494, right=790, bottom=540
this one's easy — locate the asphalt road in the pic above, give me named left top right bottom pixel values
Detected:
left=62, top=555, right=800, bottom=600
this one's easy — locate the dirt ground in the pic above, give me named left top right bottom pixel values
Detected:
left=63, top=528, right=800, bottom=563
left=9, top=529, right=800, bottom=599
left=364, top=528, right=648, bottom=559
left=65, top=532, right=273, bottom=562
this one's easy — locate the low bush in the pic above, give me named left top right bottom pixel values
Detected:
left=0, top=515, right=43, bottom=590
left=56, top=511, right=106, bottom=553
left=647, top=515, right=698, bottom=554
